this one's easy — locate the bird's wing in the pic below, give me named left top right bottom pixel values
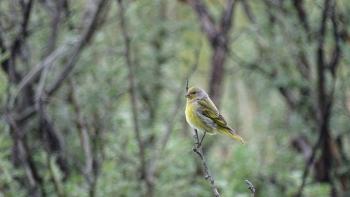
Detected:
left=197, top=98, right=229, bottom=129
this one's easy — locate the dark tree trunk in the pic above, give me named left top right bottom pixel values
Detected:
left=208, top=43, right=227, bottom=107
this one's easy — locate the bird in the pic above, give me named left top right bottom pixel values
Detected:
left=185, top=86, right=245, bottom=144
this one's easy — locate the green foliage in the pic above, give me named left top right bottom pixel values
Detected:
left=0, top=0, right=350, bottom=196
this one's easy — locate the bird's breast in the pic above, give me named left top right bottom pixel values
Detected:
left=185, top=101, right=213, bottom=133
left=185, top=101, right=196, bottom=128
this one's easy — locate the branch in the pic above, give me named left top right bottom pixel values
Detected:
left=316, top=0, right=331, bottom=74
left=47, top=0, right=108, bottom=96
left=116, top=0, right=150, bottom=194
left=4, top=111, right=45, bottom=196
left=328, top=1, right=341, bottom=75
left=295, top=129, right=325, bottom=197
left=240, top=0, right=256, bottom=24
left=295, top=50, right=311, bottom=80
left=297, top=1, right=332, bottom=191
left=8, top=0, right=108, bottom=125
left=292, top=0, right=310, bottom=33
left=220, top=0, right=237, bottom=35
left=278, top=86, right=297, bottom=109
left=16, top=44, right=68, bottom=96
left=47, top=155, right=64, bottom=197
left=68, top=80, right=94, bottom=186
left=42, top=0, right=64, bottom=57
left=13, top=0, right=108, bottom=121
left=192, top=129, right=220, bottom=197
left=186, top=0, right=217, bottom=44
left=316, top=0, right=332, bottom=131
left=245, top=179, right=256, bottom=197
left=3, top=0, right=33, bottom=83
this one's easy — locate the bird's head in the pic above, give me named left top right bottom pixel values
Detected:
left=186, top=87, right=208, bottom=101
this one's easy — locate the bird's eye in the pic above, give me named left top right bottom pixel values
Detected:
left=191, top=91, right=196, bottom=94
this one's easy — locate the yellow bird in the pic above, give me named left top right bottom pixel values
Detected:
left=185, top=87, right=244, bottom=144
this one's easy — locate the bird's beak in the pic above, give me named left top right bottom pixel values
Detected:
left=185, top=93, right=190, bottom=98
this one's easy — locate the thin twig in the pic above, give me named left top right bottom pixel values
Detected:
left=296, top=127, right=325, bottom=197
left=116, top=0, right=151, bottom=195
left=68, top=80, right=94, bottom=188
left=192, top=129, right=220, bottom=197
left=245, top=179, right=256, bottom=197
left=16, top=44, right=68, bottom=95
left=47, top=155, right=64, bottom=197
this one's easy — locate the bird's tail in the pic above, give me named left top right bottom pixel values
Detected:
left=221, top=128, right=245, bottom=144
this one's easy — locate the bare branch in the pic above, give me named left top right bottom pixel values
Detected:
left=220, top=0, right=237, bottom=35
left=47, top=0, right=108, bottom=96
left=47, top=155, right=64, bottom=197
left=16, top=44, right=68, bottom=95
left=328, top=1, right=341, bottom=75
left=278, top=86, right=297, bottom=109
left=4, top=111, right=45, bottom=196
left=116, top=0, right=150, bottom=195
left=245, top=179, right=256, bottom=196
left=295, top=129, right=325, bottom=197
left=192, top=129, right=220, bottom=197
left=240, top=0, right=256, bottom=23
left=42, top=0, right=65, bottom=56
left=296, top=1, right=340, bottom=196
left=186, top=0, right=217, bottom=44
left=292, top=0, right=310, bottom=33
left=3, top=0, right=34, bottom=83
left=68, top=80, right=94, bottom=189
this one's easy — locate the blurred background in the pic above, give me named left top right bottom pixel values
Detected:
left=0, top=0, right=350, bottom=196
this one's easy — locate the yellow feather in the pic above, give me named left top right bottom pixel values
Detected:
left=185, top=101, right=215, bottom=134
left=217, top=128, right=245, bottom=144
